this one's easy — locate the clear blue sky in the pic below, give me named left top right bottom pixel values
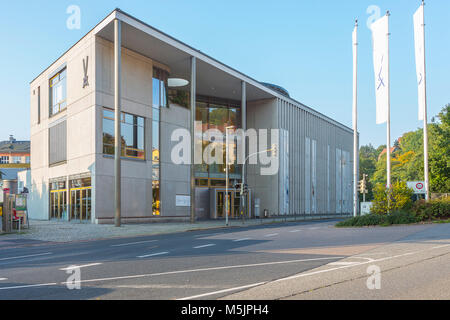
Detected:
left=0, top=0, right=449, bottom=147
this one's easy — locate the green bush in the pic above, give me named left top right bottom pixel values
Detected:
left=412, top=198, right=450, bottom=221
left=371, top=181, right=414, bottom=215
left=336, top=211, right=418, bottom=227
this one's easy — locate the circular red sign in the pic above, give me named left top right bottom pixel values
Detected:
left=416, top=183, right=424, bottom=190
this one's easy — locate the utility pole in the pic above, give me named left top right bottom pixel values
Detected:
left=352, top=19, right=359, bottom=217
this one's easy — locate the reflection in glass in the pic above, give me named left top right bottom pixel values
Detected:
left=102, top=109, right=145, bottom=160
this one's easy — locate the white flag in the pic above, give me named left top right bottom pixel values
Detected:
left=414, top=4, right=426, bottom=121
left=371, top=15, right=389, bottom=124
left=352, top=24, right=358, bottom=128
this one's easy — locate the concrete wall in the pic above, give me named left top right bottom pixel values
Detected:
left=246, top=98, right=279, bottom=215
left=94, top=37, right=190, bottom=223
left=29, top=30, right=97, bottom=220
left=160, top=103, right=191, bottom=219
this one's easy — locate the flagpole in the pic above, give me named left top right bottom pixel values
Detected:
left=421, top=0, right=430, bottom=201
left=386, top=11, right=391, bottom=193
left=352, top=20, right=358, bottom=217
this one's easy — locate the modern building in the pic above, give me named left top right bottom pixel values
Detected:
left=0, top=135, right=31, bottom=194
left=28, top=8, right=355, bottom=224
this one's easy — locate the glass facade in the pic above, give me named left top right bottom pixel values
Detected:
left=50, top=180, right=67, bottom=220
left=50, top=68, right=67, bottom=116
left=152, top=67, right=168, bottom=215
left=195, top=97, right=241, bottom=187
left=103, top=109, right=145, bottom=160
left=69, top=177, right=92, bottom=222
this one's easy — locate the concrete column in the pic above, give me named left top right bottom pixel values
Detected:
left=190, top=56, right=197, bottom=224
left=114, top=19, right=122, bottom=227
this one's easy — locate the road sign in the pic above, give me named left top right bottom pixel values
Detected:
left=407, top=181, right=426, bottom=194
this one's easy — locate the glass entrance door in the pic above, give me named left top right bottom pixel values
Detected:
left=70, top=188, right=91, bottom=222
left=216, top=191, right=240, bottom=219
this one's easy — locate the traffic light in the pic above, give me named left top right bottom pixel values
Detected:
left=358, top=175, right=368, bottom=194
left=271, top=144, right=278, bottom=158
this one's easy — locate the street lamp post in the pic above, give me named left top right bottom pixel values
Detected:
left=241, top=144, right=277, bottom=219
left=225, top=126, right=235, bottom=227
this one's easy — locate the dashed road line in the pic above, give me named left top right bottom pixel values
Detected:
left=0, top=252, right=52, bottom=262
left=111, top=240, right=158, bottom=247
left=194, top=244, right=216, bottom=249
left=59, top=263, right=103, bottom=271
left=138, top=252, right=169, bottom=259
left=233, top=238, right=251, bottom=242
left=177, top=282, right=267, bottom=300
left=265, top=233, right=278, bottom=237
left=0, top=283, right=58, bottom=290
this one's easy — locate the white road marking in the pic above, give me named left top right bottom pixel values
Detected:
left=195, top=233, right=221, bottom=238
left=0, top=283, right=58, bottom=290
left=111, top=240, right=158, bottom=247
left=308, top=227, right=320, bottom=230
left=289, top=230, right=302, bottom=233
left=265, top=233, right=278, bottom=237
left=194, top=244, right=216, bottom=249
left=59, top=256, right=343, bottom=287
left=138, top=252, right=169, bottom=258
left=181, top=251, right=421, bottom=300
left=0, top=278, right=7, bottom=281
left=59, top=263, right=103, bottom=271
left=233, top=238, right=251, bottom=242
left=0, top=252, right=52, bottom=262
left=177, top=282, right=267, bottom=300
left=328, top=261, right=361, bottom=266
left=273, top=251, right=418, bottom=283
left=432, top=244, right=450, bottom=249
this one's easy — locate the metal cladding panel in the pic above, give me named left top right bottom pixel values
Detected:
left=276, top=99, right=352, bottom=215
left=49, top=120, right=67, bottom=165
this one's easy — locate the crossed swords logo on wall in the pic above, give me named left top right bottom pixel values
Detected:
left=83, top=56, right=89, bottom=88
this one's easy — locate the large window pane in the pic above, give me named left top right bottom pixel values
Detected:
left=50, top=68, right=67, bottom=116
left=102, top=108, right=145, bottom=160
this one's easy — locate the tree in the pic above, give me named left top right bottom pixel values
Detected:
left=429, top=104, right=450, bottom=193
left=371, top=181, right=414, bottom=214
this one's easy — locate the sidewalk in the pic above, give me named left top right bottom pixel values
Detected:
left=0, top=215, right=348, bottom=243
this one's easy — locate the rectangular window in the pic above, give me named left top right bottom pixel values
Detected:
left=26, top=156, right=30, bottom=164
left=49, top=68, right=67, bottom=116
left=102, top=109, right=145, bottom=160
left=38, top=86, right=41, bottom=124
left=0, top=156, right=9, bottom=164
left=12, top=156, right=22, bottom=164
left=152, top=68, right=169, bottom=109
left=49, top=120, right=67, bottom=165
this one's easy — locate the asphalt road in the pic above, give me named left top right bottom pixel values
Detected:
left=0, top=220, right=447, bottom=300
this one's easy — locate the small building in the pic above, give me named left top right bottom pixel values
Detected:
left=0, top=136, right=30, bottom=195
left=28, top=9, right=355, bottom=224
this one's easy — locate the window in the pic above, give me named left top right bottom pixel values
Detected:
left=151, top=67, right=168, bottom=216
left=0, top=156, right=9, bottom=164
left=26, top=156, right=30, bottom=164
left=152, top=68, right=169, bottom=109
left=38, top=86, right=41, bottom=124
left=12, top=156, right=22, bottom=164
left=50, top=68, right=67, bottom=116
left=102, top=109, right=145, bottom=160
